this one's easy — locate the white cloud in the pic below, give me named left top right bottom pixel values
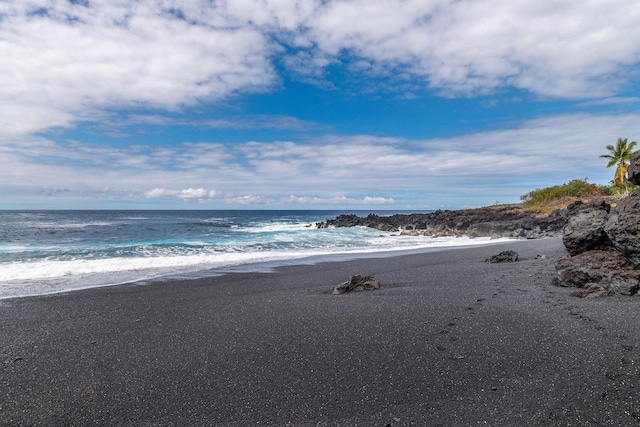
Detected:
left=224, top=194, right=269, bottom=205
left=576, top=97, right=640, bottom=107
left=302, top=0, right=640, bottom=98
left=0, top=0, right=275, bottom=135
left=1, top=0, right=640, bottom=208
left=2, top=0, right=639, bottom=139
left=281, top=195, right=395, bottom=205
left=145, top=188, right=217, bottom=201
left=3, top=112, right=640, bottom=208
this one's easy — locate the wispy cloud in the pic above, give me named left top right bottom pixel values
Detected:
left=280, top=195, right=396, bottom=206
left=201, top=115, right=327, bottom=132
left=92, top=113, right=327, bottom=134
left=4, top=112, right=640, bottom=208
left=145, top=188, right=217, bottom=201
left=576, top=97, right=640, bottom=108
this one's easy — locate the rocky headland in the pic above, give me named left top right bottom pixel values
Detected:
left=554, top=152, right=640, bottom=297
left=316, top=205, right=567, bottom=239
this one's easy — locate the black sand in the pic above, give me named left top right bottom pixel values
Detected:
left=2, top=237, right=640, bottom=426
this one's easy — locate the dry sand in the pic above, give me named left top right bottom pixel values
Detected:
left=2, top=237, right=640, bottom=426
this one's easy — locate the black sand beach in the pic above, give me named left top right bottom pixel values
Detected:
left=3, top=237, right=640, bottom=426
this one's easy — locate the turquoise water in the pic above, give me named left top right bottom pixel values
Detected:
left=0, top=210, right=507, bottom=299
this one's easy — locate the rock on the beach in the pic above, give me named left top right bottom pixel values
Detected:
left=562, top=200, right=612, bottom=256
left=332, top=275, right=380, bottom=295
left=554, top=155, right=640, bottom=296
left=485, top=250, right=519, bottom=263
left=627, top=152, right=640, bottom=185
left=555, top=250, right=640, bottom=296
left=576, top=284, right=612, bottom=298
left=604, top=192, right=640, bottom=268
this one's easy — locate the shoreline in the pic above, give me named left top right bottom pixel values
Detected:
left=0, top=234, right=517, bottom=301
left=4, top=237, right=640, bottom=425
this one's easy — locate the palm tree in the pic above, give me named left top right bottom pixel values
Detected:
left=600, top=138, right=638, bottom=190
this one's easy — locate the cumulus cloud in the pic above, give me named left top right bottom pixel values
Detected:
left=303, top=0, right=640, bottom=98
left=0, top=0, right=275, bottom=135
left=2, top=0, right=639, bottom=138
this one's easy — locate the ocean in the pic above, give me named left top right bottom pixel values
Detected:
left=0, top=210, right=510, bottom=299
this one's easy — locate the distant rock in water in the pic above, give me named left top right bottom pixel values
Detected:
left=317, top=205, right=566, bottom=239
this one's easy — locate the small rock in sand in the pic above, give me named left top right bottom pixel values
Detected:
left=332, top=275, right=380, bottom=295
left=485, top=250, right=519, bottom=263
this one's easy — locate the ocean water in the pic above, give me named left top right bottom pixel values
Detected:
left=0, top=210, right=510, bottom=299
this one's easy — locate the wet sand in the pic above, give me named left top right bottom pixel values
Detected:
left=2, top=237, right=640, bottom=425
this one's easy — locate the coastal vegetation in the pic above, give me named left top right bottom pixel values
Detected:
left=519, top=137, right=638, bottom=214
left=520, top=179, right=613, bottom=210
left=600, top=137, right=637, bottom=187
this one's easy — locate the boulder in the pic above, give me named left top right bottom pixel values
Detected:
left=604, top=192, right=640, bottom=267
left=562, top=200, right=612, bottom=256
left=627, top=152, right=640, bottom=185
left=554, top=153, right=640, bottom=296
left=485, top=250, right=519, bottom=263
left=333, top=275, right=380, bottom=295
left=555, top=250, right=640, bottom=296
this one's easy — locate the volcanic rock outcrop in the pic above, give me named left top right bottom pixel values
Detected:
left=626, top=152, right=640, bottom=186
left=561, top=199, right=612, bottom=256
left=555, top=159, right=640, bottom=296
left=317, top=206, right=566, bottom=239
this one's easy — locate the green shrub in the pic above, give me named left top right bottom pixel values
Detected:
left=608, top=182, right=639, bottom=195
left=520, top=179, right=612, bottom=206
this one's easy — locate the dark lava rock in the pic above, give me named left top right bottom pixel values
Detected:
left=627, top=152, right=640, bottom=185
left=332, top=275, right=380, bottom=295
left=576, top=284, right=612, bottom=298
left=317, top=205, right=566, bottom=239
left=485, top=250, right=519, bottom=263
left=604, top=192, right=640, bottom=268
left=562, top=199, right=612, bottom=256
left=554, top=154, right=640, bottom=296
left=555, top=250, right=640, bottom=296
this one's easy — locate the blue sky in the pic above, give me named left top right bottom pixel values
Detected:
left=2, top=0, right=640, bottom=210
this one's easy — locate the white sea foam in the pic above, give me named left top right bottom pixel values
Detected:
left=0, top=208, right=515, bottom=299
left=240, top=221, right=313, bottom=233
left=24, top=221, right=117, bottom=229
left=0, top=234, right=514, bottom=299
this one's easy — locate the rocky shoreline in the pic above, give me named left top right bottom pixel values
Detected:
left=317, top=205, right=567, bottom=239
left=318, top=150, right=640, bottom=299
